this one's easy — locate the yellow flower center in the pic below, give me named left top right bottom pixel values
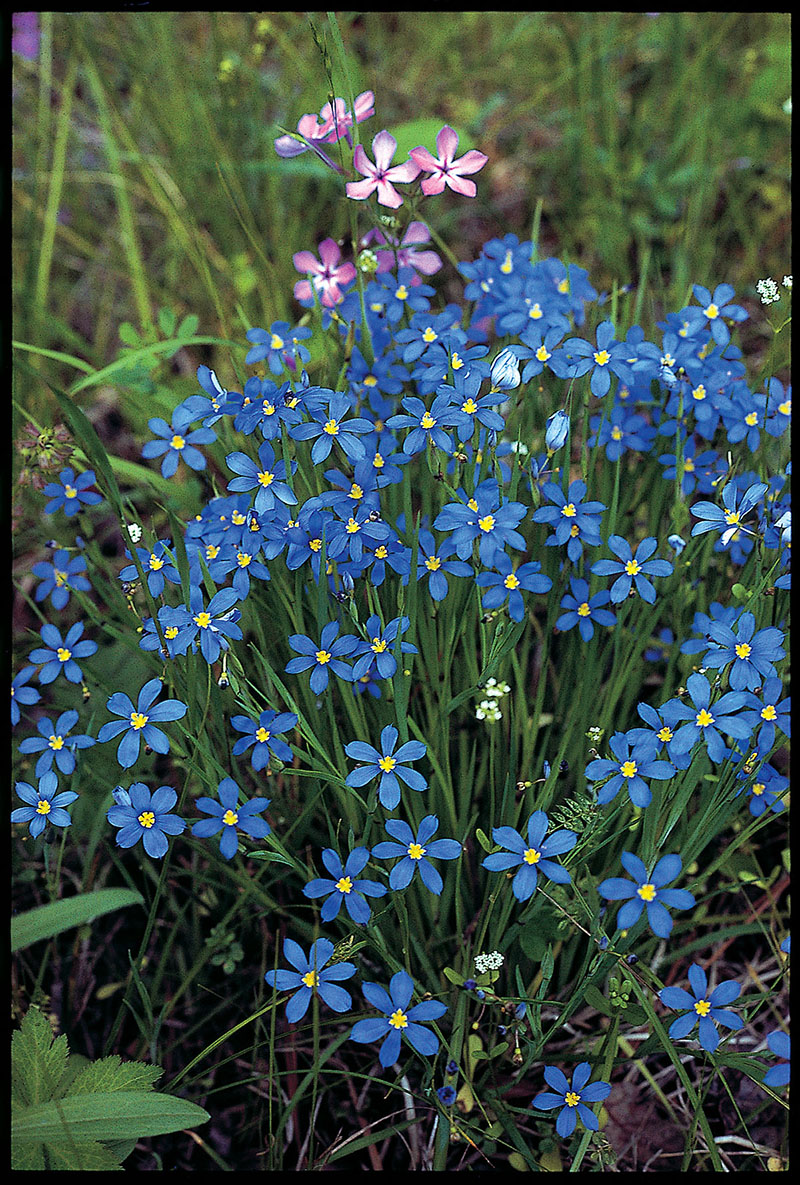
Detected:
left=420, top=412, right=436, bottom=429
left=346, top=518, right=360, bottom=534
left=594, top=349, right=610, bottom=366
left=375, top=545, right=388, bottom=559
left=467, top=497, right=478, bottom=512
left=258, top=470, right=275, bottom=487
left=48, top=734, right=64, bottom=751
left=302, top=969, right=319, bottom=989
left=625, top=559, right=641, bottom=576
left=451, top=352, right=464, bottom=370
left=378, top=755, right=397, bottom=772
left=222, top=809, right=239, bottom=826
left=461, top=398, right=478, bottom=414
left=138, top=811, right=156, bottom=829
left=752, top=782, right=765, bottom=797
left=620, top=760, right=638, bottom=779
left=694, top=998, right=712, bottom=1017
left=779, top=399, right=791, bottom=415
left=336, top=875, right=353, bottom=894
left=523, top=847, right=541, bottom=865
left=561, top=502, right=577, bottom=518
left=149, top=555, right=165, bottom=571
left=256, top=727, right=271, bottom=743
left=323, top=419, right=340, bottom=436
left=426, top=556, right=441, bottom=571
left=372, top=453, right=385, bottom=469
left=478, top=514, right=495, bottom=532
left=577, top=602, right=591, bottom=617
left=695, top=708, right=715, bottom=727
left=422, top=327, right=437, bottom=343
left=371, top=638, right=387, bottom=653
left=704, top=302, right=719, bottom=319
left=724, top=510, right=741, bottom=526
left=237, top=552, right=252, bottom=568
left=761, top=704, right=777, bottom=721
left=611, top=426, right=623, bottom=440
left=395, top=284, right=408, bottom=300
left=408, top=843, right=426, bottom=860
left=64, top=484, right=77, bottom=498
left=529, top=303, right=543, bottom=319
left=389, top=1008, right=409, bottom=1029
left=536, top=344, right=551, bottom=361
left=735, top=642, right=752, bottom=660
left=36, top=799, right=52, bottom=816
left=270, top=333, right=284, bottom=350
left=349, top=483, right=363, bottom=500
left=315, top=649, right=332, bottom=665
left=165, top=626, right=179, bottom=639
left=57, top=647, right=71, bottom=663
left=500, top=250, right=513, bottom=274
left=558, top=277, right=569, bottom=294
left=130, top=711, right=149, bottom=730
left=684, top=458, right=695, bottom=472
left=637, top=882, right=657, bottom=902
left=194, top=611, right=212, bottom=629
left=692, top=385, right=707, bottom=401
left=309, top=538, right=322, bottom=552
left=171, top=434, right=185, bottom=451
left=745, top=412, right=758, bottom=427
left=565, top=1091, right=581, bottom=1108
left=54, top=570, right=67, bottom=586
left=504, top=573, right=520, bottom=590
left=262, top=400, right=276, bottom=416
left=657, top=726, right=673, bottom=743
left=570, top=523, right=579, bottom=537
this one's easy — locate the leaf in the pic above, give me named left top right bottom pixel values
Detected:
left=475, top=827, right=494, bottom=853
left=11, top=889, right=145, bottom=952
left=443, top=966, right=465, bottom=986
left=389, top=118, right=481, bottom=162
left=583, top=983, right=614, bottom=1017
left=12, top=1091, right=210, bottom=1145
left=11, top=1007, right=70, bottom=1106
left=44, top=1140, right=125, bottom=1171
left=66, top=1055, right=162, bottom=1096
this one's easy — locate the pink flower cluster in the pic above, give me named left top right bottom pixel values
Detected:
left=274, top=90, right=376, bottom=168
left=346, top=125, right=488, bottom=209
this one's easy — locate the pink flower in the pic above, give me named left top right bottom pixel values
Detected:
left=409, top=126, right=488, bottom=198
left=346, top=130, right=420, bottom=209
left=362, top=221, right=442, bottom=284
left=274, top=90, right=374, bottom=163
left=293, top=238, right=357, bottom=308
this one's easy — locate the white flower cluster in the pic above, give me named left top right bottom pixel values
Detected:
left=783, top=275, right=792, bottom=289
left=475, top=678, right=511, bottom=723
left=126, top=522, right=143, bottom=544
left=757, top=278, right=781, bottom=305
left=474, top=950, right=504, bottom=973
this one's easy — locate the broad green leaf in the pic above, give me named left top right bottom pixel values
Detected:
left=12, top=1091, right=210, bottom=1145
left=11, top=1007, right=70, bottom=1106
left=11, top=889, right=145, bottom=952
left=65, top=1055, right=162, bottom=1097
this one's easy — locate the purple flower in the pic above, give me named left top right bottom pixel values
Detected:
left=409, top=125, right=488, bottom=198
left=346, top=130, right=420, bottom=209
left=659, top=964, right=743, bottom=1053
left=190, top=777, right=271, bottom=860
left=293, top=238, right=356, bottom=308
left=598, top=851, right=695, bottom=938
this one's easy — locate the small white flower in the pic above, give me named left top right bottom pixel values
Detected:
left=474, top=950, right=504, bottom=974
left=126, top=522, right=143, bottom=544
left=783, top=274, right=792, bottom=289
left=756, top=278, right=780, bottom=305
left=476, top=699, right=502, bottom=722
left=508, top=441, right=529, bottom=456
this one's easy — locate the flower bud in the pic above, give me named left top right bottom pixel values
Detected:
left=490, top=347, right=521, bottom=391
left=545, top=409, right=570, bottom=454
left=667, top=533, right=686, bottom=555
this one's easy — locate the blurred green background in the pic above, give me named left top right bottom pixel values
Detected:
left=12, top=10, right=791, bottom=384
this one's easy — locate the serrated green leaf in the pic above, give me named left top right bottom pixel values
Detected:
left=45, top=1139, right=125, bottom=1171
left=11, top=1008, right=70, bottom=1106
left=65, top=1055, right=162, bottom=1097
left=11, top=889, right=145, bottom=952
left=11, top=1140, right=45, bottom=1170
left=12, top=1091, right=210, bottom=1145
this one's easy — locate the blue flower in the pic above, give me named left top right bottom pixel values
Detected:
left=691, top=282, right=747, bottom=347
left=385, top=391, right=460, bottom=456
left=371, top=816, right=462, bottom=894
left=476, top=554, right=552, bottom=622
left=285, top=620, right=358, bottom=694
left=97, top=677, right=187, bottom=769
left=171, top=585, right=243, bottom=664
left=589, top=405, right=656, bottom=461
left=303, top=847, right=388, bottom=923
left=659, top=963, right=743, bottom=1053
left=690, top=480, right=767, bottom=545
left=119, top=540, right=180, bottom=597
left=190, top=777, right=271, bottom=860
left=700, top=611, right=785, bottom=692
left=414, top=529, right=473, bottom=601
left=18, top=709, right=95, bottom=776
left=660, top=673, right=752, bottom=763
left=350, top=968, right=447, bottom=1067
left=28, top=621, right=98, bottom=685
left=290, top=390, right=373, bottom=464
left=32, top=548, right=91, bottom=610
left=736, top=762, right=788, bottom=817
left=530, top=479, right=605, bottom=563
left=141, top=406, right=216, bottom=479
left=437, top=1084, right=457, bottom=1106
left=434, top=481, right=527, bottom=566
left=739, top=676, right=790, bottom=756
left=224, top=439, right=298, bottom=514
left=245, top=321, right=312, bottom=374
left=344, top=724, right=427, bottom=810
left=231, top=708, right=297, bottom=771
left=598, top=851, right=695, bottom=938
left=590, top=535, right=673, bottom=604
left=265, top=937, right=356, bottom=1023
left=762, top=1029, right=790, bottom=1088
left=233, top=375, right=302, bottom=438
left=12, top=773, right=78, bottom=838
left=481, top=811, right=576, bottom=901
left=555, top=577, right=616, bottom=641
left=550, top=319, right=629, bottom=397
left=11, top=667, right=41, bottom=726
left=531, top=1063, right=612, bottom=1137
left=106, top=783, right=185, bottom=858
left=585, top=731, right=675, bottom=808
left=351, top=614, right=417, bottom=682
left=42, top=468, right=102, bottom=516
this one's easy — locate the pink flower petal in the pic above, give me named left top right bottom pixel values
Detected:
left=346, top=177, right=378, bottom=201
left=409, top=145, right=439, bottom=172
left=420, top=174, right=447, bottom=196
left=435, top=124, right=460, bottom=164
left=453, top=149, right=488, bottom=176
left=374, top=179, right=404, bottom=208
left=293, top=250, right=323, bottom=274
left=404, top=249, right=441, bottom=274
left=442, top=174, right=478, bottom=197
left=371, top=130, right=399, bottom=172
left=402, top=221, right=432, bottom=245
left=318, top=238, right=343, bottom=266
left=386, top=158, right=421, bottom=184
left=274, top=134, right=307, bottom=158
left=352, top=143, right=372, bottom=177
left=353, top=90, right=375, bottom=121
